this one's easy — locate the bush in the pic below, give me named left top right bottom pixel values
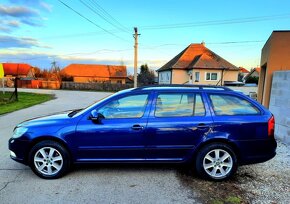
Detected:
left=246, top=76, right=259, bottom=84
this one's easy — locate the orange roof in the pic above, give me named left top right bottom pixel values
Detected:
left=62, top=64, right=127, bottom=78
left=157, top=43, right=239, bottom=71
left=2, top=63, right=31, bottom=76
left=239, top=67, right=250, bottom=73
left=255, top=67, right=261, bottom=73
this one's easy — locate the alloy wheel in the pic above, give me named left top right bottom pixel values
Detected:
left=34, top=147, right=63, bottom=176
left=203, top=149, right=233, bottom=179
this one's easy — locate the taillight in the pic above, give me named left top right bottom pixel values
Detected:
left=268, top=115, right=275, bottom=138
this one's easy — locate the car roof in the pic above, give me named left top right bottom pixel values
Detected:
left=130, top=85, right=233, bottom=92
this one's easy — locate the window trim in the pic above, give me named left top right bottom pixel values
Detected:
left=208, top=93, right=261, bottom=116
left=153, top=92, right=206, bottom=118
left=205, top=72, right=219, bottom=81
left=195, top=72, right=200, bottom=82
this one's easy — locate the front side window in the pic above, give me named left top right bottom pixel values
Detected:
left=206, top=73, right=218, bottom=81
left=98, top=94, right=148, bottom=119
left=155, top=93, right=205, bottom=117
left=209, top=94, right=260, bottom=116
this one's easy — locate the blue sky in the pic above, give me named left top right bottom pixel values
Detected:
left=0, top=0, right=290, bottom=74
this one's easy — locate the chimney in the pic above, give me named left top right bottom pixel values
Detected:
left=201, top=41, right=205, bottom=46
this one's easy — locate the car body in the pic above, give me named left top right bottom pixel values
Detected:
left=8, top=85, right=277, bottom=180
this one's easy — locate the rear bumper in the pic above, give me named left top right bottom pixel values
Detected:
left=237, top=138, right=277, bottom=165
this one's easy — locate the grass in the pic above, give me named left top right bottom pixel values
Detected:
left=212, top=196, right=242, bottom=204
left=0, top=91, right=54, bottom=115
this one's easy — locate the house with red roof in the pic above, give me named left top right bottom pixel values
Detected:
left=2, top=63, right=34, bottom=78
left=239, top=67, right=250, bottom=75
left=157, top=43, right=240, bottom=85
left=62, top=64, right=127, bottom=84
left=1, top=63, right=38, bottom=88
left=244, top=67, right=261, bottom=81
left=238, top=67, right=250, bottom=81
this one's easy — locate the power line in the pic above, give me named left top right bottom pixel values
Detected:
left=57, top=0, right=129, bottom=42
left=140, top=13, right=290, bottom=30
left=35, top=13, right=290, bottom=41
left=86, top=0, right=130, bottom=33
left=79, top=0, right=130, bottom=33
left=1, top=40, right=265, bottom=62
left=1, top=48, right=133, bottom=61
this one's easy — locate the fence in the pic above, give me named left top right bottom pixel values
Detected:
left=61, top=82, right=133, bottom=92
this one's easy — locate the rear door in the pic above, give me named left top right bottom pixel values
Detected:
left=206, top=92, right=266, bottom=140
left=206, top=92, right=270, bottom=158
left=145, top=91, right=213, bottom=161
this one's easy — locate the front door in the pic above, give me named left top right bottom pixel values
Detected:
left=74, top=93, right=151, bottom=162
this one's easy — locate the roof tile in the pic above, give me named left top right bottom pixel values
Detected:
left=2, top=63, right=31, bottom=75
left=157, top=43, right=239, bottom=71
left=62, top=64, right=127, bottom=78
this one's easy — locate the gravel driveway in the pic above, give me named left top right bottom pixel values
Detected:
left=0, top=88, right=289, bottom=204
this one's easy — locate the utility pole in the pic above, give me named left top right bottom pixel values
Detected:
left=133, top=27, right=140, bottom=88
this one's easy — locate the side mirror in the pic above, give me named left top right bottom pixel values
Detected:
left=89, top=110, right=104, bottom=123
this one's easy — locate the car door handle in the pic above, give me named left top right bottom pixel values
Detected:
left=197, top=123, right=210, bottom=129
left=131, top=124, right=144, bottom=130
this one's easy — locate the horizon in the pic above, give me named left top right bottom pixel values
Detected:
left=1, top=0, right=290, bottom=74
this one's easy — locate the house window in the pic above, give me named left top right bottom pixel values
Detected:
left=117, top=80, right=122, bottom=84
left=195, top=72, right=200, bottom=82
left=206, top=72, right=218, bottom=81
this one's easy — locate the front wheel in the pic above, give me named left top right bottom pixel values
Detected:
left=29, top=140, right=71, bottom=179
left=195, top=143, right=237, bottom=181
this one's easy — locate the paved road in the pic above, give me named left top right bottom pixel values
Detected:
left=0, top=88, right=199, bottom=204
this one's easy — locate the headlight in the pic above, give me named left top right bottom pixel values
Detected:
left=12, top=127, right=28, bottom=138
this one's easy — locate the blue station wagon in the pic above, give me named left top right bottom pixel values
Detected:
left=8, top=85, right=277, bottom=181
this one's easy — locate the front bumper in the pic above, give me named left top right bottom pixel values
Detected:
left=8, top=138, right=30, bottom=165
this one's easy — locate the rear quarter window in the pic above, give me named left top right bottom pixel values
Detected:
left=209, top=94, right=260, bottom=116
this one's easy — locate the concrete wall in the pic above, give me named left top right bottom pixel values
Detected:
left=259, top=31, right=290, bottom=108
left=269, top=71, right=290, bottom=145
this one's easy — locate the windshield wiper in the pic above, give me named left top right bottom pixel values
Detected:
left=68, top=109, right=83, bottom=117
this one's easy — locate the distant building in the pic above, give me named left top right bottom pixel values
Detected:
left=157, top=43, right=240, bottom=85
left=259, top=30, right=290, bottom=108
left=2, top=63, right=34, bottom=78
left=1, top=63, right=35, bottom=87
left=239, top=67, right=250, bottom=77
left=244, top=67, right=260, bottom=81
left=62, top=64, right=127, bottom=84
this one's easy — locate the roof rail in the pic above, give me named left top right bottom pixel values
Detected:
left=135, top=84, right=232, bottom=91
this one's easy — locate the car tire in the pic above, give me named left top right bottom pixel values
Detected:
left=195, top=143, right=237, bottom=181
left=29, top=140, right=71, bottom=179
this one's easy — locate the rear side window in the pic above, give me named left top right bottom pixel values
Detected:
left=209, top=94, right=260, bottom=116
left=155, top=93, right=205, bottom=117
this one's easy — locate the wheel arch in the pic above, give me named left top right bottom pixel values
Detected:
left=27, top=136, right=74, bottom=164
left=193, top=138, right=241, bottom=163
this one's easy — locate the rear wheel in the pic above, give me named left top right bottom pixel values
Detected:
left=29, top=140, right=71, bottom=179
left=195, top=143, right=237, bottom=181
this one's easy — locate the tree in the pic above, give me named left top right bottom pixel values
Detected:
left=137, top=64, right=155, bottom=85
left=245, top=76, right=259, bottom=84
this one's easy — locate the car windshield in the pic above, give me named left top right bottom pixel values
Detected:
left=69, top=88, right=135, bottom=117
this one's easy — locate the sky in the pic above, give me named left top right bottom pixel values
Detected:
left=0, top=0, right=290, bottom=74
